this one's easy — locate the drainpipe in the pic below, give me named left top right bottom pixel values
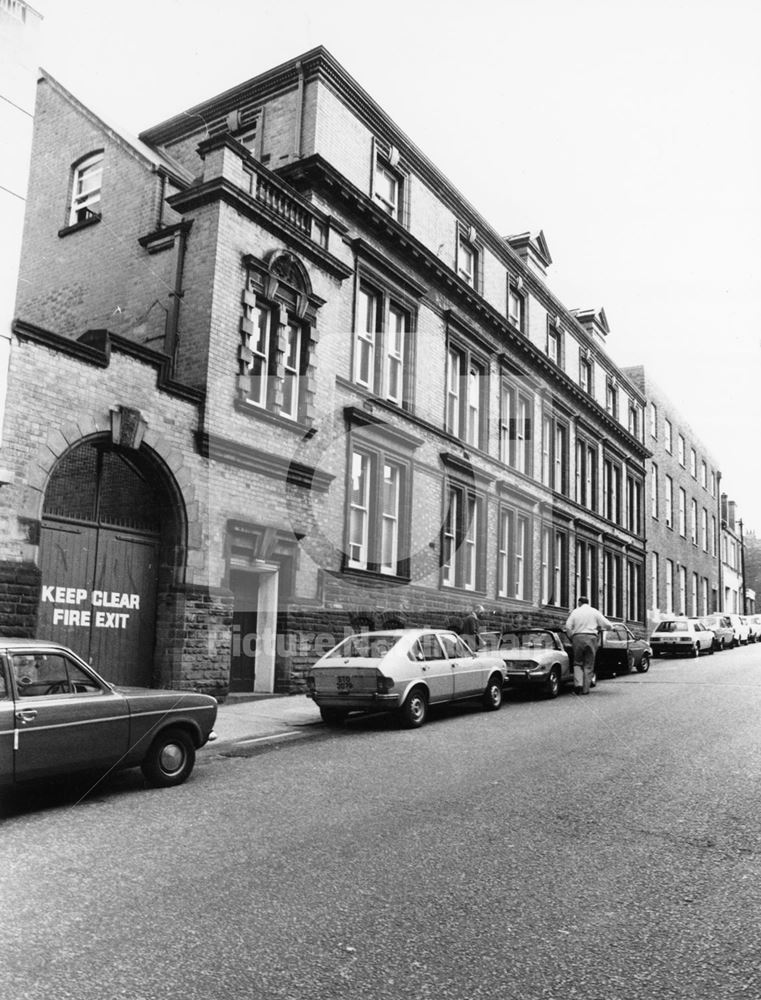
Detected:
left=740, top=517, right=747, bottom=614
left=717, top=472, right=723, bottom=611
left=166, top=221, right=190, bottom=374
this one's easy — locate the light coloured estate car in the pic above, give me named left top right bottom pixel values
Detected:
left=305, top=629, right=507, bottom=728
left=650, top=619, right=714, bottom=658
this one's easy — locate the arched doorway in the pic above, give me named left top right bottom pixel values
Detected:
left=37, top=437, right=182, bottom=686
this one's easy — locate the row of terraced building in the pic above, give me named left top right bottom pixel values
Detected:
left=0, top=46, right=748, bottom=696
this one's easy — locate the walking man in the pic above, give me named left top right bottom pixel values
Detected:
left=564, top=596, right=611, bottom=694
left=460, top=604, right=485, bottom=651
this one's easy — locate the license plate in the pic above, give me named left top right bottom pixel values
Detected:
left=336, top=675, right=353, bottom=691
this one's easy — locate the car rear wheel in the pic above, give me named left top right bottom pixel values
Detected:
left=319, top=706, right=348, bottom=726
left=544, top=666, right=561, bottom=699
left=482, top=674, right=503, bottom=711
left=141, top=727, right=195, bottom=788
left=400, top=687, right=428, bottom=728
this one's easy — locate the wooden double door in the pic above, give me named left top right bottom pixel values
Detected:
left=37, top=441, right=165, bottom=687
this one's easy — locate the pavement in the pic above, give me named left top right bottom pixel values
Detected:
left=203, top=693, right=324, bottom=751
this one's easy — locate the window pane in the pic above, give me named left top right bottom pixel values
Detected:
left=349, top=451, right=369, bottom=566
left=355, top=289, right=376, bottom=388
left=281, top=323, right=301, bottom=419
left=380, top=463, right=400, bottom=573
left=385, top=305, right=407, bottom=404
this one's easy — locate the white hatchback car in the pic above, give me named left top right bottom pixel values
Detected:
left=305, top=629, right=508, bottom=728
left=650, top=618, right=715, bottom=658
left=726, top=614, right=750, bottom=646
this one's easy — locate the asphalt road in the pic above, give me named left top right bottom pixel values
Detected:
left=3, top=646, right=761, bottom=1000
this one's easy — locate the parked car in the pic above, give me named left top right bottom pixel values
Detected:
left=749, top=615, right=761, bottom=644
left=305, top=629, right=508, bottom=728
left=0, top=639, right=218, bottom=789
left=488, top=628, right=586, bottom=699
left=595, top=622, right=651, bottom=676
left=743, top=616, right=759, bottom=643
left=726, top=614, right=750, bottom=647
left=699, top=615, right=735, bottom=651
left=650, top=618, right=714, bottom=658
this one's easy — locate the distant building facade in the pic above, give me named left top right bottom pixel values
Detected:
left=623, top=367, right=722, bottom=625
left=2, top=48, right=648, bottom=695
left=720, top=495, right=753, bottom=614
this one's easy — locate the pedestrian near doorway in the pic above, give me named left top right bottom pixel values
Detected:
left=460, top=604, right=485, bottom=651
left=564, top=597, right=611, bottom=694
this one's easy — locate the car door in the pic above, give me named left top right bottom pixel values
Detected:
left=9, top=648, right=130, bottom=783
left=599, top=626, right=626, bottom=671
left=696, top=623, right=712, bottom=652
left=0, top=656, right=14, bottom=787
left=439, top=632, right=485, bottom=699
left=411, top=633, right=453, bottom=705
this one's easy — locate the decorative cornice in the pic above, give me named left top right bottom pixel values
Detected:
left=351, top=238, right=427, bottom=298
left=343, top=405, right=424, bottom=450
left=196, top=431, right=334, bottom=492
left=167, top=177, right=353, bottom=281
left=439, top=451, right=496, bottom=486
left=138, top=49, right=642, bottom=399
left=495, top=479, right=540, bottom=507
left=282, top=156, right=649, bottom=461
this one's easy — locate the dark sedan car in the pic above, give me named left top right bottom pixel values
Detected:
left=595, top=623, right=651, bottom=677
left=0, top=639, right=217, bottom=789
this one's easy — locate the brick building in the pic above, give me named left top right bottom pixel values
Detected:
left=720, top=495, right=750, bottom=614
left=2, top=48, right=648, bottom=696
left=623, top=367, right=723, bottom=625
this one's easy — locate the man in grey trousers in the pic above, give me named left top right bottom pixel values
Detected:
left=564, top=597, right=611, bottom=694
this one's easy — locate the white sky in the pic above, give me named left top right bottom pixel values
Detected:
left=5, top=0, right=761, bottom=526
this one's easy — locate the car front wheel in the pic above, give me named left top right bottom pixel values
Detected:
left=544, top=666, right=561, bottom=699
left=400, top=687, right=428, bottom=728
left=636, top=653, right=650, bottom=673
left=141, top=727, right=196, bottom=788
left=482, top=674, right=504, bottom=711
left=691, top=642, right=700, bottom=658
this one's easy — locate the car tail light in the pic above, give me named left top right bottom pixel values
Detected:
left=376, top=674, right=395, bottom=693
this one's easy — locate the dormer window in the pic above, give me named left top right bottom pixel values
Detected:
left=374, top=162, right=401, bottom=217
left=458, top=239, right=475, bottom=286
left=606, top=379, right=619, bottom=419
left=579, top=355, right=592, bottom=394
left=372, top=141, right=405, bottom=222
left=69, top=152, right=103, bottom=226
left=546, top=319, right=562, bottom=366
left=507, top=277, right=526, bottom=332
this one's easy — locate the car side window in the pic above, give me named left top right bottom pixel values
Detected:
left=414, top=635, right=446, bottom=661
left=438, top=634, right=473, bottom=659
left=12, top=653, right=102, bottom=697
left=0, top=661, right=7, bottom=699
